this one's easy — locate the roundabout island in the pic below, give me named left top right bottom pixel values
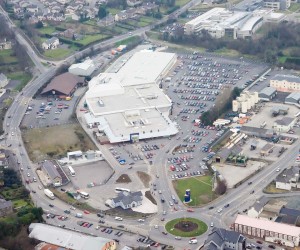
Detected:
left=165, top=217, right=208, bottom=237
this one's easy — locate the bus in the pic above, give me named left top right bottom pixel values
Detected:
left=77, top=191, right=89, bottom=199
left=68, top=166, right=75, bottom=177
left=115, top=187, right=130, bottom=193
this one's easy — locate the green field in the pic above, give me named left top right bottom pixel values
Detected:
left=44, top=48, right=72, bottom=59
left=7, top=72, right=32, bottom=91
left=38, top=26, right=56, bottom=35
left=289, top=3, right=300, bottom=12
left=115, top=35, right=140, bottom=46
left=78, top=34, right=109, bottom=46
left=165, top=218, right=208, bottom=237
left=0, top=49, right=18, bottom=64
left=12, top=199, right=29, bottom=209
left=173, top=175, right=218, bottom=206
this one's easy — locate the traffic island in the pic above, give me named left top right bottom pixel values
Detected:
left=165, top=218, right=208, bottom=237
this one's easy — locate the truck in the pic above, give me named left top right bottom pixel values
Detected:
left=44, top=189, right=55, bottom=200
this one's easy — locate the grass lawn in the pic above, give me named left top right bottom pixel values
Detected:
left=44, top=48, right=72, bottom=59
left=12, top=199, right=28, bottom=209
left=78, top=34, right=109, bottom=46
left=176, top=0, right=190, bottom=6
left=22, top=124, right=97, bottom=162
left=214, top=48, right=241, bottom=57
left=0, top=49, right=18, bottom=64
left=278, top=56, right=287, bottom=64
left=173, top=175, right=218, bottom=206
left=108, top=8, right=121, bottom=15
left=165, top=218, right=208, bottom=237
left=115, top=35, right=140, bottom=46
left=289, top=3, right=300, bottom=12
left=37, top=26, right=56, bottom=35
left=7, top=72, right=32, bottom=91
left=264, top=182, right=288, bottom=194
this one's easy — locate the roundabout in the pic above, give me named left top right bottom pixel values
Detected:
left=165, top=217, right=208, bottom=237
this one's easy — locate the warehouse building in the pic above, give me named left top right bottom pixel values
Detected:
left=184, top=7, right=263, bottom=39
left=259, top=87, right=277, bottom=101
left=69, top=59, right=96, bottom=77
left=234, top=214, right=300, bottom=247
left=29, top=223, right=116, bottom=250
left=273, top=117, right=296, bottom=132
left=285, top=92, right=300, bottom=105
left=41, top=160, right=69, bottom=187
left=270, top=74, right=300, bottom=93
left=41, top=72, right=84, bottom=97
left=84, top=50, right=178, bottom=143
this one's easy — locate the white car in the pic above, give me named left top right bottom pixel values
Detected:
left=217, top=208, right=223, bottom=213
left=210, top=222, right=214, bottom=227
left=11, top=132, right=14, bottom=136
left=95, top=225, right=100, bottom=230
left=27, top=173, right=30, bottom=177
left=158, top=190, right=162, bottom=194
left=137, top=219, right=145, bottom=222
left=276, top=168, right=280, bottom=172
left=154, top=225, right=158, bottom=229
left=175, top=236, right=181, bottom=240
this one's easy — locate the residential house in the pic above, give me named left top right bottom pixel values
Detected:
left=203, top=227, right=246, bottom=250
left=0, top=73, right=9, bottom=88
left=111, top=191, right=143, bottom=209
left=0, top=199, right=13, bottom=217
left=0, top=39, right=12, bottom=50
left=41, top=160, right=62, bottom=186
left=127, top=0, right=143, bottom=7
left=275, top=166, right=300, bottom=191
left=137, top=2, right=158, bottom=15
left=42, top=37, right=59, bottom=50
left=247, top=196, right=269, bottom=218
left=26, top=4, right=39, bottom=13
left=61, top=28, right=75, bottom=39
left=98, top=14, right=115, bottom=26
left=273, top=117, right=296, bottom=132
left=13, top=4, right=22, bottom=14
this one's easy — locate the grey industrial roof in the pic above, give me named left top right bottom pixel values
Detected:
left=112, top=191, right=143, bottom=206
left=240, top=126, right=272, bottom=137
left=280, top=207, right=300, bottom=217
left=217, top=148, right=231, bottom=159
left=0, top=199, right=12, bottom=210
left=250, top=139, right=258, bottom=146
left=0, top=73, right=7, bottom=82
left=275, top=166, right=300, bottom=183
left=259, top=87, right=276, bottom=97
left=285, top=92, right=300, bottom=101
left=272, top=74, right=300, bottom=83
left=271, top=106, right=289, bottom=113
left=42, top=160, right=61, bottom=180
left=274, top=117, right=295, bottom=126
left=260, top=143, right=274, bottom=152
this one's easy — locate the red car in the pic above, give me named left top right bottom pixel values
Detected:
left=84, top=210, right=90, bottom=214
left=187, top=208, right=194, bottom=212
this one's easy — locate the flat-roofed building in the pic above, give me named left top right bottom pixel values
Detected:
left=234, top=214, right=300, bottom=247
left=270, top=74, right=300, bottom=93
left=273, top=117, right=296, bottom=132
left=285, top=92, right=300, bottom=105
left=29, top=223, right=116, bottom=250
left=184, top=7, right=263, bottom=39
left=84, top=50, right=178, bottom=143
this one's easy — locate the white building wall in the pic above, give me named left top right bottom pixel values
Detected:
left=276, top=181, right=291, bottom=190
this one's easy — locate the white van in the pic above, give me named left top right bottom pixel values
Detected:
left=75, top=213, right=83, bottom=218
left=115, top=216, right=123, bottom=221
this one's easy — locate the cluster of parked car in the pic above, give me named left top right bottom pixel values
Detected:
left=77, top=221, right=93, bottom=228
left=137, top=236, right=162, bottom=248
left=141, top=144, right=160, bottom=151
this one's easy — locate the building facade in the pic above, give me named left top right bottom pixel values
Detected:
left=270, top=74, right=300, bottom=92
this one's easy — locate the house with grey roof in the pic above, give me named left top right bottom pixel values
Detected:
left=273, top=117, right=296, bottom=132
left=285, top=92, right=300, bottom=105
left=275, top=166, right=300, bottom=191
left=0, top=199, right=13, bottom=217
left=259, top=87, right=277, bottom=101
left=203, top=227, right=246, bottom=250
left=41, top=160, right=62, bottom=187
left=111, top=191, right=143, bottom=209
left=0, top=73, right=9, bottom=88
left=276, top=207, right=300, bottom=226
left=247, top=196, right=269, bottom=218
left=214, top=145, right=243, bottom=164
left=42, top=37, right=59, bottom=50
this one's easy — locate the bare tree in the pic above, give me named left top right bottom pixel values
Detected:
left=215, top=179, right=227, bottom=195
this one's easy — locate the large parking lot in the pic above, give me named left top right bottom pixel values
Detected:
left=21, top=88, right=86, bottom=128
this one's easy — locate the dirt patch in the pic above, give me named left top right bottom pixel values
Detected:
left=115, top=174, right=132, bottom=183
left=22, top=123, right=97, bottom=162
left=137, top=171, right=151, bottom=188
left=105, top=207, right=153, bottom=218
left=145, top=190, right=157, bottom=205
left=174, top=221, right=198, bottom=232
